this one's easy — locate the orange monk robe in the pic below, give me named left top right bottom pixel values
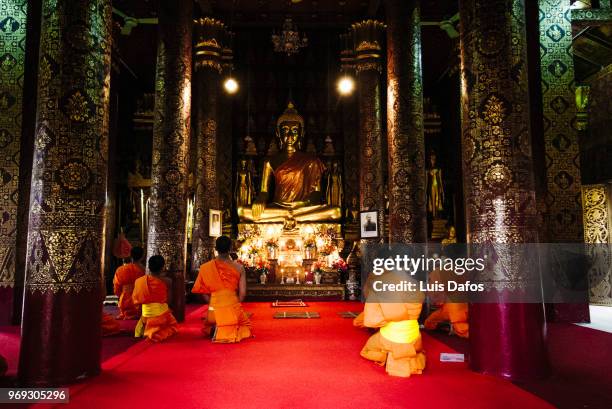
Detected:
left=113, top=263, right=145, bottom=319
left=424, top=303, right=469, bottom=338
left=192, top=260, right=252, bottom=343
left=132, top=275, right=178, bottom=342
left=101, top=311, right=121, bottom=336
left=360, top=302, right=426, bottom=378
left=353, top=311, right=365, bottom=328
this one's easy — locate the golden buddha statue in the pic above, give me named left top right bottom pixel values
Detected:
left=427, top=151, right=444, bottom=219
left=237, top=102, right=341, bottom=224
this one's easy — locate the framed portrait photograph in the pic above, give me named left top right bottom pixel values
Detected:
left=360, top=210, right=379, bottom=239
left=209, top=209, right=222, bottom=237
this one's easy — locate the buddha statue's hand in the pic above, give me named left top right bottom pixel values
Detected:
left=252, top=192, right=268, bottom=220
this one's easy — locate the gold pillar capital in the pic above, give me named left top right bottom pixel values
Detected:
left=194, top=17, right=228, bottom=73
left=351, top=20, right=386, bottom=73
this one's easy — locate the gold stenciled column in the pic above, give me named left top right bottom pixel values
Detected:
left=537, top=0, right=588, bottom=323
left=147, top=0, right=193, bottom=322
left=0, top=0, right=28, bottom=325
left=19, top=0, right=112, bottom=385
left=352, top=20, right=386, bottom=236
left=385, top=0, right=427, bottom=244
left=459, top=0, right=548, bottom=380
left=191, top=18, right=225, bottom=269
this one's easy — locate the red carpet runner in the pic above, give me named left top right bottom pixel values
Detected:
left=25, top=302, right=555, bottom=409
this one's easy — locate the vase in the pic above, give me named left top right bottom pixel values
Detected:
left=314, top=271, right=322, bottom=285
left=259, top=272, right=267, bottom=285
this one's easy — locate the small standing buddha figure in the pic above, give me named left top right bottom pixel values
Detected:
left=427, top=151, right=444, bottom=219
left=237, top=102, right=342, bottom=224
left=235, top=159, right=253, bottom=207
left=326, top=160, right=343, bottom=208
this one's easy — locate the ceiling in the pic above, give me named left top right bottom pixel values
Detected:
left=573, top=25, right=612, bottom=82
left=112, top=0, right=459, bottom=26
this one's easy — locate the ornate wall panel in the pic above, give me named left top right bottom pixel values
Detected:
left=0, top=0, right=27, bottom=323
left=192, top=18, right=224, bottom=268
left=582, top=184, right=612, bottom=305
left=19, top=0, right=112, bottom=385
left=538, top=1, right=583, bottom=242
left=385, top=0, right=427, bottom=244
left=147, top=0, right=192, bottom=322
left=352, top=20, right=386, bottom=235
left=459, top=0, right=548, bottom=380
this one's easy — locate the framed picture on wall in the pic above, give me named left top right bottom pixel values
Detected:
left=209, top=209, right=222, bottom=237
left=360, top=210, right=379, bottom=239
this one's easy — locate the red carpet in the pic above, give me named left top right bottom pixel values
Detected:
left=516, top=323, right=612, bottom=409
left=25, top=302, right=555, bottom=409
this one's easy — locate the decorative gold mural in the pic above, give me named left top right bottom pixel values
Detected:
left=25, top=0, right=112, bottom=293
left=582, top=184, right=612, bottom=305
left=0, top=0, right=27, bottom=289
left=538, top=0, right=584, bottom=242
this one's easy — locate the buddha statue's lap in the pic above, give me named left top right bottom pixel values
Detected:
left=237, top=102, right=341, bottom=224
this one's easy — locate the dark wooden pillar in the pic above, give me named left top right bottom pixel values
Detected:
left=19, top=0, right=112, bottom=385
left=385, top=0, right=427, bottom=244
left=147, top=0, right=193, bottom=322
left=191, top=18, right=224, bottom=269
left=352, top=20, right=386, bottom=237
left=459, top=0, right=549, bottom=380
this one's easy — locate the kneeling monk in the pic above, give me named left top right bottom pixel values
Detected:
left=102, top=311, right=122, bottom=336
left=192, top=236, right=252, bottom=343
left=423, top=267, right=469, bottom=338
left=132, top=255, right=178, bottom=342
left=360, top=273, right=426, bottom=378
left=424, top=303, right=469, bottom=338
left=113, top=246, right=146, bottom=319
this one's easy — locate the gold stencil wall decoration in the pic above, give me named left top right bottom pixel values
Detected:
left=386, top=0, right=427, bottom=244
left=25, top=0, right=112, bottom=293
left=582, top=184, right=612, bottom=305
left=538, top=1, right=584, bottom=242
left=0, top=0, right=27, bottom=289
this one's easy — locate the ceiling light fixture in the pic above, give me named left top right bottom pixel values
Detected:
left=272, top=18, right=308, bottom=56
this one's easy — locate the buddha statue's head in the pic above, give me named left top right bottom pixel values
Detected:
left=276, top=102, right=305, bottom=153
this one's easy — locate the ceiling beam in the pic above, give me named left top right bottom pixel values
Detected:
left=572, top=8, right=612, bottom=26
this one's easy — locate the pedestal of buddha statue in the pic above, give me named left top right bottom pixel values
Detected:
left=237, top=102, right=341, bottom=226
